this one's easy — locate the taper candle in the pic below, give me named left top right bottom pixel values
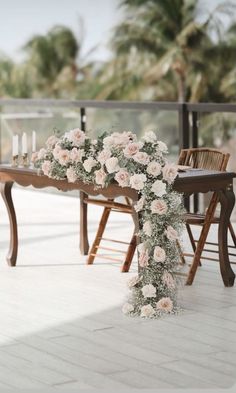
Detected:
left=32, top=130, right=36, bottom=152
left=12, top=135, right=19, bottom=156
left=22, top=132, right=27, bottom=154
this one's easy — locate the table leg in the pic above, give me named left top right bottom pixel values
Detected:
left=79, top=191, right=89, bottom=255
left=218, top=187, right=235, bottom=287
left=0, top=182, right=18, bottom=266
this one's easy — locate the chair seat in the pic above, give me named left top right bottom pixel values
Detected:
left=185, top=213, right=220, bottom=225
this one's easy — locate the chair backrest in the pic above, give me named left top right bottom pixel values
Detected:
left=178, top=148, right=230, bottom=216
left=178, top=148, right=230, bottom=171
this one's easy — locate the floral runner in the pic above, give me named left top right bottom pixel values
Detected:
left=33, top=129, right=184, bottom=318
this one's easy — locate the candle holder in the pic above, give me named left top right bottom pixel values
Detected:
left=11, top=155, right=19, bottom=167
left=21, top=153, right=29, bottom=167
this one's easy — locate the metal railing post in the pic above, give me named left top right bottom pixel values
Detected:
left=79, top=107, right=89, bottom=255
left=179, top=103, right=190, bottom=211
left=178, top=103, right=190, bottom=151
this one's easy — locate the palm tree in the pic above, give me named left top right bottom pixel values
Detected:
left=23, top=25, right=80, bottom=98
left=97, top=0, right=235, bottom=102
left=0, top=56, right=32, bottom=98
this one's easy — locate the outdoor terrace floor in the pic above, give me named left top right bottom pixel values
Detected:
left=0, top=187, right=236, bottom=390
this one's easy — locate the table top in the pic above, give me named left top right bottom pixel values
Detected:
left=0, top=165, right=235, bottom=199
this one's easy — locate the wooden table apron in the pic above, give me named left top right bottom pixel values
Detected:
left=0, top=166, right=235, bottom=287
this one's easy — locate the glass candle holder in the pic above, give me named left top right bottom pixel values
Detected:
left=11, top=155, right=19, bottom=167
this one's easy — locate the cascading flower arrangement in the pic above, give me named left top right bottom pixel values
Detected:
left=33, top=128, right=185, bottom=318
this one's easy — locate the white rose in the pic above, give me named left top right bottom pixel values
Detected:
left=37, top=148, right=47, bottom=160
left=133, top=151, right=150, bottom=165
left=115, top=169, right=130, bottom=187
left=130, top=174, right=147, bottom=190
left=105, top=157, right=120, bottom=173
left=127, top=275, right=140, bottom=289
left=147, top=161, right=162, bottom=177
left=150, top=199, right=167, bottom=215
left=122, top=303, right=134, bottom=315
left=141, top=284, right=156, bottom=298
left=95, top=168, right=106, bottom=186
left=83, top=157, right=97, bottom=173
left=153, top=246, right=166, bottom=262
left=134, top=196, right=145, bottom=212
left=162, top=163, right=178, bottom=184
left=140, top=304, right=155, bottom=318
left=165, top=225, right=178, bottom=241
left=142, top=131, right=157, bottom=143
left=156, top=297, right=173, bottom=313
left=143, top=221, right=152, bottom=237
left=157, top=141, right=168, bottom=153
left=137, top=242, right=147, bottom=253
left=46, top=135, right=59, bottom=148
left=66, top=167, right=77, bottom=183
left=151, top=180, right=166, bottom=197
left=97, top=149, right=111, bottom=165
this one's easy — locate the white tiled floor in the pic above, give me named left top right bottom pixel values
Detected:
left=0, top=187, right=236, bottom=390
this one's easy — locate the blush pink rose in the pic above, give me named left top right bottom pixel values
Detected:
left=143, top=221, right=152, bottom=237
left=139, top=249, right=149, bottom=268
left=151, top=199, right=167, bottom=215
left=58, top=149, right=70, bottom=166
left=156, top=297, right=173, bottom=313
left=115, top=169, right=130, bottom=187
left=162, top=163, right=178, bottom=184
left=162, top=271, right=175, bottom=289
left=165, top=225, right=178, bottom=241
left=95, top=168, right=106, bottom=186
left=41, top=160, right=51, bottom=176
left=66, top=128, right=86, bottom=147
left=97, top=149, right=111, bottom=165
left=70, top=148, right=85, bottom=163
left=140, top=304, right=155, bottom=318
left=123, top=142, right=140, bottom=158
left=153, top=246, right=166, bottom=262
left=133, top=151, right=150, bottom=165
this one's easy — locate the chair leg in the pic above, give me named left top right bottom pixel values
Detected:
left=186, top=218, right=212, bottom=285
left=80, top=191, right=89, bottom=255
left=121, top=232, right=137, bottom=272
left=87, top=206, right=111, bottom=265
left=186, top=223, right=201, bottom=266
left=229, top=222, right=236, bottom=247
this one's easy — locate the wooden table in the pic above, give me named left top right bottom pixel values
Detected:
left=0, top=165, right=235, bottom=287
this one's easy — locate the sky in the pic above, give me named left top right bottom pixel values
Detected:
left=0, top=0, right=233, bottom=63
left=0, top=0, right=121, bottom=62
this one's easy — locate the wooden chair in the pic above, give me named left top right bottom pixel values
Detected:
left=81, top=193, right=137, bottom=272
left=178, top=147, right=236, bottom=284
